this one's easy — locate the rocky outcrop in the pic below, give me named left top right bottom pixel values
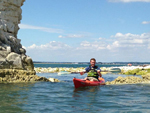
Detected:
left=0, top=0, right=61, bottom=83
left=106, top=73, right=150, bottom=85
left=0, top=69, right=46, bottom=83
left=0, top=69, right=60, bottom=83
left=142, top=73, right=150, bottom=82
left=48, top=78, right=60, bottom=82
left=0, top=0, right=34, bottom=70
left=106, top=76, right=143, bottom=85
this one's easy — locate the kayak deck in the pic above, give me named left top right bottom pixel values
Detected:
left=73, top=77, right=105, bottom=89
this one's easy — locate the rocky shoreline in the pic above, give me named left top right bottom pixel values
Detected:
left=35, top=67, right=85, bottom=73
left=0, top=69, right=60, bottom=83
left=34, top=65, right=150, bottom=74
left=0, top=0, right=55, bottom=83
left=0, top=66, right=150, bottom=84
left=34, top=65, right=150, bottom=85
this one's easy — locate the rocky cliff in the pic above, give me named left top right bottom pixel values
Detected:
left=0, top=0, right=34, bottom=70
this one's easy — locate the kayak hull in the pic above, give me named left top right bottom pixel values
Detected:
left=73, top=78, right=105, bottom=89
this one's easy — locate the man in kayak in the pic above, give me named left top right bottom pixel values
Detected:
left=80, top=58, right=102, bottom=81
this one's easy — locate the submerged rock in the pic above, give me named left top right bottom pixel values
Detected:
left=0, top=69, right=51, bottom=83
left=48, top=78, right=60, bottom=82
left=106, top=73, right=150, bottom=85
left=106, top=76, right=143, bottom=85
left=142, top=73, right=150, bottom=82
left=0, top=74, right=48, bottom=83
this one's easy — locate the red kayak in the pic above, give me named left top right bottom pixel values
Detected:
left=73, top=77, right=105, bottom=89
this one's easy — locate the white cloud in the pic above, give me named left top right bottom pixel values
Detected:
left=78, top=41, right=106, bottom=50
left=28, top=44, right=38, bottom=49
left=22, top=46, right=26, bottom=49
left=107, top=41, right=119, bottom=50
left=24, top=32, right=150, bottom=62
left=24, top=40, right=108, bottom=61
left=27, top=41, right=71, bottom=50
left=108, top=0, right=150, bottom=2
left=99, top=37, right=103, bottom=40
left=19, top=24, right=63, bottom=33
left=108, top=32, right=150, bottom=49
left=58, top=34, right=87, bottom=38
left=80, top=41, right=91, bottom=47
left=142, top=21, right=150, bottom=24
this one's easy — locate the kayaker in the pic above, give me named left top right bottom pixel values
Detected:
left=80, top=58, right=102, bottom=81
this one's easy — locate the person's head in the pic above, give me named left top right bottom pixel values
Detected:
left=90, top=58, right=96, bottom=67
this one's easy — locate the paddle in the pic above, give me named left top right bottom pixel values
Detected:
left=58, top=71, right=81, bottom=75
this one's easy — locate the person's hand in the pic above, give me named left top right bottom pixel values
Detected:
left=97, top=70, right=100, bottom=73
left=80, top=72, right=84, bottom=75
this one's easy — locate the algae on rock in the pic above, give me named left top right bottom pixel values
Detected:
left=121, top=68, right=148, bottom=75
left=106, top=73, right=150, bottom=85
left=0, top=69, right=48, bottom=83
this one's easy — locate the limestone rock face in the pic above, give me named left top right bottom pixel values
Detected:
left=0, top=0, right=34, bottom=71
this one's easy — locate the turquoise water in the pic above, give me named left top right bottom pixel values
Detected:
left=1, top=64, right=150, bottom=112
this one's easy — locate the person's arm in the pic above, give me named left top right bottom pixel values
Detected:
left=97, top=67, right=102, bottom=77
left=80, top=67, right=89, bottom=75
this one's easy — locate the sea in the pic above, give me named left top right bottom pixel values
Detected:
left=1, top=64, right=150, bottom=113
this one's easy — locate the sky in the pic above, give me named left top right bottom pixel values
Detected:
left=18, top=0, right=150, bottom=62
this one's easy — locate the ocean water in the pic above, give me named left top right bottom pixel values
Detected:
left=0, top=64, right=150, bottom=113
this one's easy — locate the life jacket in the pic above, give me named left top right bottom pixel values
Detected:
left=87, top=65, right=99, bottom=79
